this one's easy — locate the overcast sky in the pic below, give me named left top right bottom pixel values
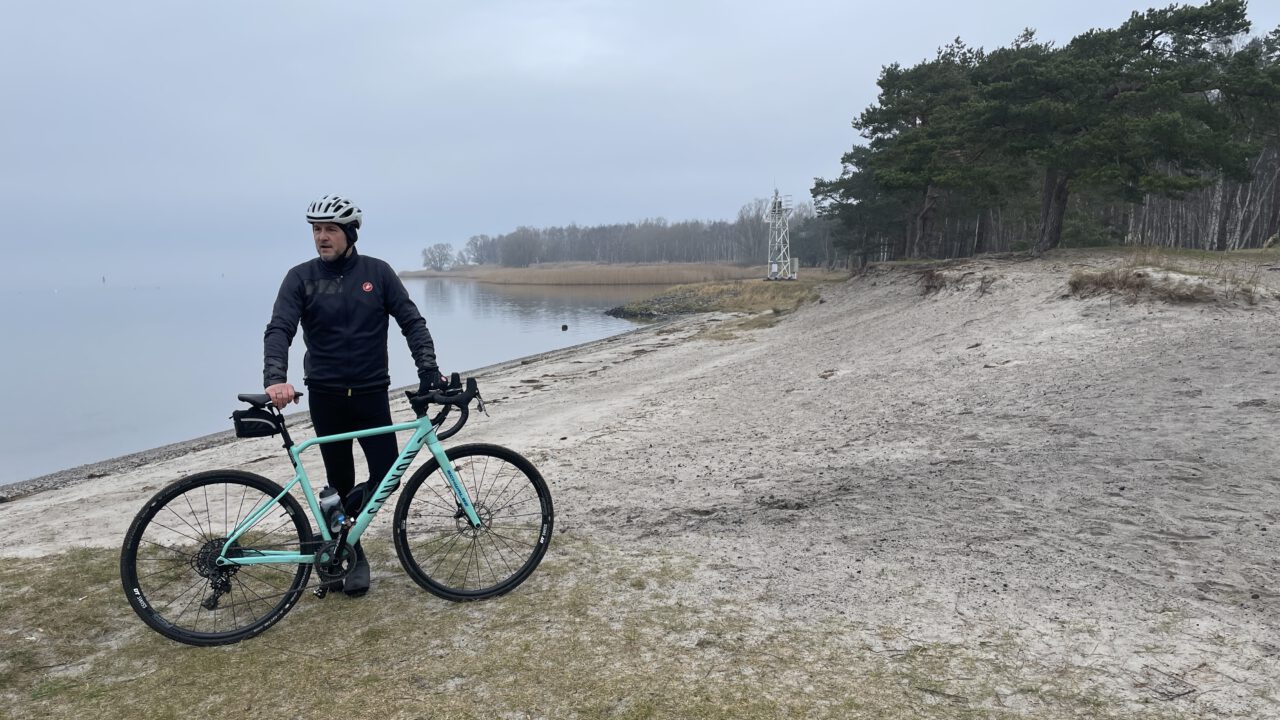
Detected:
left=4, top=1, right=1278, bottom=288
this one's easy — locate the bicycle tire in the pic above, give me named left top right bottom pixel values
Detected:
left=393, top=444, right=553, bottom=601
left=120, top=470, right=314, bottom=646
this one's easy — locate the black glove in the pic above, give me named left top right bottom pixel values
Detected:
left=417, top=369, right=443, bottom=396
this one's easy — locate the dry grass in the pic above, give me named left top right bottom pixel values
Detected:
left=0, top=540, right=1193, bottom=720
left=401, top=262, right=769, bottom=286
left=1067, top=268, right=1214, bottom=303
left=1065, top=247, right=1279, bottom=304
left=611, top=276, right=840, bottom=318
left=671, top=279, right=827, bottom=314
left=606, top=276, right=843, bottom=341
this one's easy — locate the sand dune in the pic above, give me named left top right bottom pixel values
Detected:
left=5, top=252, right=1277, bottom=715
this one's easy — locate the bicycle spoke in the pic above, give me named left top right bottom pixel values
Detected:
left=230, top=573, right=279, bottom=612
left=395, top=445, right=550, bottom=600
left=414, top=481, right=456, bottom=514
left=136, top=536, right=199, bottom=558
left=159, top=504, right=211, bottom=544
left=168, top=577, right=210, bottom=626
left=181, top=492, right=208, bottom=540
left=202, top=485, right=214, bottom=538
left=123, top=472, right=312, bottom=645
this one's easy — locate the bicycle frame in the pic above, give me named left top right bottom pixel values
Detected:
left=215, top=412, right=481, bottom=568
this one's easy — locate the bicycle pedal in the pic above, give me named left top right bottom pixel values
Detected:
left=313, top=586, right=329, bottom=599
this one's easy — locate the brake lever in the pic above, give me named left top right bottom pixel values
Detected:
left=475, top=388, right=489, bottom=417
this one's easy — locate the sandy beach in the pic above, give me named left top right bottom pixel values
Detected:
left=4, top=252, right=1278, bottom=716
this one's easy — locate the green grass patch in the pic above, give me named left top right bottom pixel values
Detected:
left=0, top=540, right=1195, bottom=720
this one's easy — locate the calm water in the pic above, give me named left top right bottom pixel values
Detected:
left=0, top=278, right=658, bottom=486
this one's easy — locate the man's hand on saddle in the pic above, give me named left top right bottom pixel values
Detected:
left=265, top=383, right=299, bottom=409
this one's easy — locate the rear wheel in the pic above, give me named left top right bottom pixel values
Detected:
left=120, top=470, right=313, bottom=646
left=393, top=444, right=553, bottom=601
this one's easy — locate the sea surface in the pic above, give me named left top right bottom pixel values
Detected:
left=0, top=277, right=658, bottom=486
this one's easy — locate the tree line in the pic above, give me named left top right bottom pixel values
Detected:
left=812, top=0, right=1280, bottom=261
left=423, top=1, right=1279, bottom=271
left=421, top=200, right=851, bottom=270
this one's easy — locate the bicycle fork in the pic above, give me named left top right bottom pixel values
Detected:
left=424, top=435, right=483, bottom=529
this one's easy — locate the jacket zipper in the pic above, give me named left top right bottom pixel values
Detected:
left=340, top=271, right=351, bottom=396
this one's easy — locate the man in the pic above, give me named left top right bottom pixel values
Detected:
left=263, top=193, right=441, bottom=597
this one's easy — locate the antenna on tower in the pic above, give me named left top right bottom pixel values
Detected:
left=764, top=189, right=796, bottom=280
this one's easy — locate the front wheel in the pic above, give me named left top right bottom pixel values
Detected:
left=393, top=444, right=553, bottom=601
left=120, top=470, right=313, bottom=646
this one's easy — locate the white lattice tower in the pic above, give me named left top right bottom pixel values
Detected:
left=765, top=189, right=794, bottom=280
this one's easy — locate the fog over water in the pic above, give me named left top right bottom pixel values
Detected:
left=9, top=1, right=1279, bottom=485
left=0, top=277, right=653, bottom=486
left=13, top=2, right=1277, bottom=291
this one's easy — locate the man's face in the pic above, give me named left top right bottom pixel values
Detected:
left=312, top=222, right=349, bottom=261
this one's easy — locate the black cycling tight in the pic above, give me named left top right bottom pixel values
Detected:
left=308, top=389, right=398, bottom=500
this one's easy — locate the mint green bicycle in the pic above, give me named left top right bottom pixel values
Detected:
left=119, top=377, right=553, bottom=646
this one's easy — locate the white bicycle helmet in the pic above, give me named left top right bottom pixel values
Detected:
left=306, top=194, right=362, bottom=229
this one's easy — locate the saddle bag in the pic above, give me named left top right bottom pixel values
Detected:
left=231, top=407, right=281, bottom=438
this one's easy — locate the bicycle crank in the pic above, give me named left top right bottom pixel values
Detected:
left=312, top=540, right=355, bottom=598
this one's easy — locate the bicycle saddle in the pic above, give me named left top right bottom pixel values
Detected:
left=238, top=394, right=271, bottom=408
left=238, top=392, right=305, bottom=409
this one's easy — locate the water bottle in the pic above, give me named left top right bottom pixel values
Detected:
left=318, top=486, right=346, bottom=533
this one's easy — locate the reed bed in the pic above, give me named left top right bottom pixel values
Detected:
left=401, top=262, right=766, bottom=285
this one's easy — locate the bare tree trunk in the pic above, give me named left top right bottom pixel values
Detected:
left=1228, top=178, right=1250, bottom=250
left=1267, top=175, right=1280, bottom=246
left=1241, top=161, right=1280, bottom=248
left=1035, top=169, right=1071, bottom=254
left=914, top=185, right=938, bottom=259
left=1212, top=178, right=1233, bottom=251
left=1142, top=199, right=1150, bottom=245
left=972, top=212, right=988, bottom=256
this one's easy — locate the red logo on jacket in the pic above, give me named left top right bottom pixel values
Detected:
left=362, top=282, right=374, bottom=292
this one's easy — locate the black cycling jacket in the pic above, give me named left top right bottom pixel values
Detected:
left=263, top=248, right=437, bottom=394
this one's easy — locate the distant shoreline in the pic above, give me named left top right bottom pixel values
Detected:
left=399, top=261, right=764, bottom=285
